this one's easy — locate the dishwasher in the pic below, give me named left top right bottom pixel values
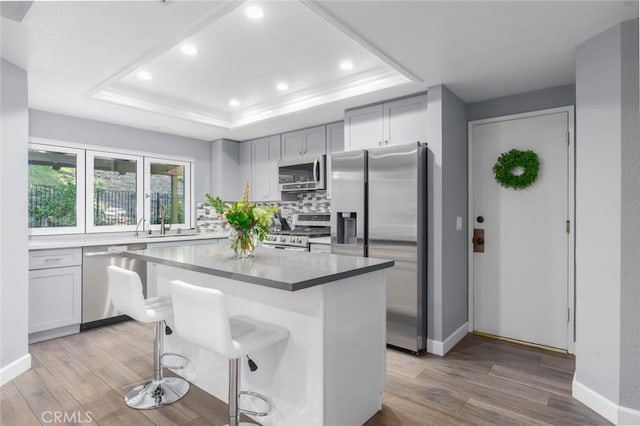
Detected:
left=82, top=243, right=147, bottom=330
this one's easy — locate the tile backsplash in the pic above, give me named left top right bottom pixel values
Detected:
left=196, top=192, right=331, bottom=233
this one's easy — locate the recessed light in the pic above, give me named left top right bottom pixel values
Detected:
left=245, top=5, right=264, bottom=20
left=276, top=82, right=289, bottom=91
left=137, top=70, right=153, bottom=81
left=339, top=61, right=354, bottom=71
left=229, top=99, right=240, bottom=107
left=181, top=43, right=198, bottom=56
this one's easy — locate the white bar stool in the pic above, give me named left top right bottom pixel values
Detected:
left=170, top=280, right=289, bottom=426
left=107, top=266, right=190, bottom=409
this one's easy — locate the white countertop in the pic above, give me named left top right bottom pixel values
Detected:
left=28, top=231, right=229, bottom=250
left=126, top=244, right=393, bottom=291
left=309, top=236, right=330, bottom=244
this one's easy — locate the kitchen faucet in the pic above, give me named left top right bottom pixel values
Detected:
left=159, top=205, right=171, bottom=235
left=135, top=217, right=146, bottom=237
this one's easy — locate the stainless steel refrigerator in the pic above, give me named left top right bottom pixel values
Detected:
left=331, top=142, right=428, bottom=353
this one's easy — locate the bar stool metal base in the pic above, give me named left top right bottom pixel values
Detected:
left=125, top=377, right=190, bottom=410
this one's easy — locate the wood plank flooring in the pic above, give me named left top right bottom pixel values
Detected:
left=1, top=321, right=609, bottom=425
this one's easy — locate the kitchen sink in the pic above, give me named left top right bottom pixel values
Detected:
left=143, top=232, right=200, bottom=239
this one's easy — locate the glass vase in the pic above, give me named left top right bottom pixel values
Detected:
left=230, top=228, right=256, bottom=259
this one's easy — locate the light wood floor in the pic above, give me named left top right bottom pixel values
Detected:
left=1, top=321, right=609, bottom=425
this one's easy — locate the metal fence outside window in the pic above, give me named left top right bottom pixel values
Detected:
left=29, top=185, right=179, bottom=228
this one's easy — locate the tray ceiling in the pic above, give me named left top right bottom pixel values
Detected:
left=89, top=1, right=413, bottom=129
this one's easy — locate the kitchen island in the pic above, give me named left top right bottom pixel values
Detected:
left=125, top=244, right=393, bottom=426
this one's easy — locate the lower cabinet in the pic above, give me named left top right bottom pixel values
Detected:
left=309, top=243, right=331, bottom=254
left=28, top=248, right=82, bottom=343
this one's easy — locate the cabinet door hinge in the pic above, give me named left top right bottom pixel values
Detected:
left=566, top=220, right=571, bottom=234
left=567, top=131, right=571, bottom=145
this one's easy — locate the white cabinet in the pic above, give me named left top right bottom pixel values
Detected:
left=238, top=142, right=252, bottom=193
left=309, top=243, right=331, bottom=254
left=236, top=137, right=281, bottom=202
left=344, top=104, right=384, bottom=151
left=282, top=125, right=326, bottom=159
left=383, top=95, right=428, bottom=146
left=344, top=94, right=428, bottom=151
left=252, top=135, right=281, bottom=201
left=325, top=121, right=344, bottom=197
left=28, top=248, right=82, bottom=342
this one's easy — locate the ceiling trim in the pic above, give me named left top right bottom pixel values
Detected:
left=92, top=88, right=231, bottom=128
left=85, top=0, right=415, bottom=130
left=85, top=0, right=245, bottom=100
left=302, top=0, right=421, bottom=83
left=231, top=67, right=410, bottom=127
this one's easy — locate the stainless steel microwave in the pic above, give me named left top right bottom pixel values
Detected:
left=278, top=154, right=326, bottom=192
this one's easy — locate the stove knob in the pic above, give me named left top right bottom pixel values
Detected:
left=280, top=236, right=286, bottom=242
left=297, top=238, right=303, bottom=244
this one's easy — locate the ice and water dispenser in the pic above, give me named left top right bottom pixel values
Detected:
left=336, top=212, right=358, bottom=245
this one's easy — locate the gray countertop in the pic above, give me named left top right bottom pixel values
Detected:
left=28, top=231, right=229, bottom=250
left=125, top=243, right=394, bottom=291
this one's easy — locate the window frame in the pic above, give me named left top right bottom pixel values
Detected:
left=85, top=150, right=144, bottom=234
left=28, top=143, right=86, bottom=235
left=144, top=157, right=192, bottom=232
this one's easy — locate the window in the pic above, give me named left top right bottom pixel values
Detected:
left=28, top=144, right=85, bottom=234
left=144, top=158, right=192, bottom=231
left=86, top=151, right=144, bottom=233
left=29, top=140, right=194, bottom=235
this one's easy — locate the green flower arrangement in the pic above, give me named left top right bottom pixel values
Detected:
left=205, top=182, right=276, bottom=258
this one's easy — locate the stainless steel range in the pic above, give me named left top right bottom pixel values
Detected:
left=263, top=213, right=331, bottom=251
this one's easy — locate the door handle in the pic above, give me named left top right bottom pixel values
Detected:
left=313, top=158, right=319, bottom=182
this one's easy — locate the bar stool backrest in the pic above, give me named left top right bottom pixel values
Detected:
left=107, top=265, right=148, bottom=322
left=170, top=280, right=237, bottom=358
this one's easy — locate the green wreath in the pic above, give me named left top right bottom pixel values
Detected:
left=492, top=149, right=539, bottom=190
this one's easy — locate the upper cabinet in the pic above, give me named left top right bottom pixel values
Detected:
left=238, top=142, right=252, bottom=193
left=282, top=125, right=326, bottom=159
left=325, top=121, right=344, bottom=198
left=251, top=135, right=281, bottom=201
left=344, top=93, right=428, bottom=151
left=344, top=104, right=384, bottom=151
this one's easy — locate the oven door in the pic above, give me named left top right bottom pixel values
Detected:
left=278, top=155, right=325, bottom=192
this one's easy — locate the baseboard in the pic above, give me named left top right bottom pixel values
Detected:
left=427, top=322, right=469, bottom=356
left=0, top=353, right=31, bottom=386
left=618, top=405, right=640, bottom=425
left=29, top=324, right=79, bottom=344
left=573, top=378, right=640, bottom=425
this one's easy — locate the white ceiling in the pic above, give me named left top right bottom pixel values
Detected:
left=1, top=1, right=637, bottom=142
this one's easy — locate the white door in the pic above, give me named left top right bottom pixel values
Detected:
left=470, top=108, right=574, bottom=351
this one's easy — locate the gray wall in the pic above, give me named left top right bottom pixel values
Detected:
left=441, top=86, right=469, bottom=338
left=210, top=139, right=242, bottom=201
left=467, top=84, right=575, bottom=122
left=426, top=84, right=469, bottom=344
left=426, top=85, right=444, bottom=342
left=29, top=110, right=212, bottom=199
left=1, top=59, right=29, bottom=373
left=618, top=18, right=639, bottom=411
left=575, top=18, right=640, bottom=412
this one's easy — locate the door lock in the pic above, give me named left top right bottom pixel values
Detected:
left=473, top=229, right=485, bottom=253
